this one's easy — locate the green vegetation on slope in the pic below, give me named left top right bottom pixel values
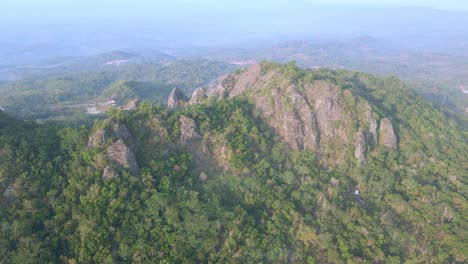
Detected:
left=0, top=63, right=466, bottom=263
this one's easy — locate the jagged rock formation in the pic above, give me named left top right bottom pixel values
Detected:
left=87, top=129, right=108, bottom=148
left=379, top=118, right=398, bottom=149
left=212, top=86, right=228, bottom=100
left=179, top=115, right=201, bottom=145
left=254, top=86, right=320, bottom=151
left=363, top=105, right=378, bottom=147
left=87, top=120, right=139, bottom=176
left=106, top=140, right=139, bottom=174
left=354, top=131, right=367, bottom=163
left=207, top=63, right=399, bottom=165
left=177, top=115, right=231, bottom=174
left=167, top=88, right=189, bottom=109
left=189, top=88, right=206, bottom=105
left=87, top=121, right=131, bottom=148
left=102, top=166, right=119, bottom=179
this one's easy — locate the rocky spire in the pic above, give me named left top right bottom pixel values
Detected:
left=167, top=88, right=188, bottom=109
left=189, top=88, right=206, bottom=105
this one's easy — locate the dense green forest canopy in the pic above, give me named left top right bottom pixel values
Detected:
left=0, top=63, right=466, bottom=263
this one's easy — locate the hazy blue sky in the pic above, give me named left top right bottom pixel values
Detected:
left=2, top=0, right=468, bottom=18
left=1, top=0, right=467, bottom=55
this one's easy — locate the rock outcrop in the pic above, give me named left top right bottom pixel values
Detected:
left=106, top=140, right=139, bottom=174
left=167, top=88, right=189, bottom=109
left=216, top=63, right=385, bottom=165
left=254, top=86, right=320, bottom=150
left=363, top=104, right=378, bottom=147
left=179, top=115, right=201, bottom=145
left=189, top=88, right=206, bottom=105
left=87, top=129, right=108, bottom=148
left=228, top=64, right=262, bottom=98
left=379, top=118, right=398, bottom=149
left=354, top=131, right=367, bottom=163
left=123, top=99, right=140, bottom=111
left=87, top=121, right=131, bottom=148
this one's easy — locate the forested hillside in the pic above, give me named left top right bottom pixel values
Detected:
left=0, top=63, right=466, bottom=263
left=0, top=59, right=236, bottom=121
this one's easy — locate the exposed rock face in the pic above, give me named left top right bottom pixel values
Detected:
left=379, top=118, right=398, bottom=149
left=167, top=88, right=188, bottom=109
left=88, top=121, right=131, bottom=148
left=363, top=105, right=378, bottom=147
left=179, top=115, right=201, bottom=145
left=106, top=140, right=139, bottom=174
left=213, top=86, right=228, bottom=100
left=102, top=166, right=119, bottom=179
left=305, top=82, right=349, bottom=142
left=189, top=88, right=206, bottom=105
left=221, top=75, right=236, bottom=93
left=228, top=64, right=262, bottom=98
left=354, top=131, right=367, bottom=163
left=87, top=129, right=108, bottom=148
left=217, top=64, right=368, bottom=165
left=123, top=99, right=140, bottom=111
left=254, top=86, right=319, bottom=150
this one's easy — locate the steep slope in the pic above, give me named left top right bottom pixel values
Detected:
left=209, top=62, right=400, bottom=166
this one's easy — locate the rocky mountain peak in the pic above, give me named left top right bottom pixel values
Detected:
left=189, top=88, right=206, bottom=105
left=167, top=88, right=189, bottom=109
